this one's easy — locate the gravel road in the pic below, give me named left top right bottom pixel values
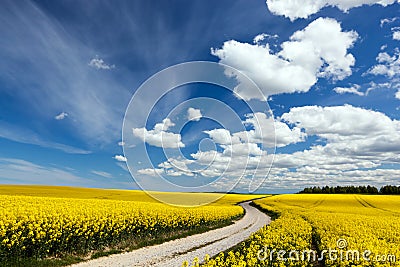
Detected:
left=70, top=201, right=270, bottom=267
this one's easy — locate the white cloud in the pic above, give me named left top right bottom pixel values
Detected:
left=187, top=107, right=202, bottom=121
left=365, top=50, right=400, bottom=99
left=367, top=51, right=400, bottom=77
left=220, top=105, right=400, bottom=190
left=204, top=129, right=239, bottom=145
left=266, top=0, right=398, bottom=21
left=88, top=57, right=115, bottom=70
left=282, top=105, right=397, bottom=137
left=281, top=105, right=400, bottom=160
left=137, top=105, right=400, bottom=190
left=333, top=84, right=364, bottom=96
left=203, top=113, right=305, bottom=149
left=158, top=157, right=195, bottom=176
left=253, top=33, right=278, bottom=44
left=54, top=111, right=68, bottom=120
left=396, top=90, right=400, bottom=99
left=235, top=112, right=306, bottom=147
left=91, top=170, right=113, bottom=178
left=132, top=118, right=185, bottom=148
left=137, top=111, right=304, bottom=182
left=222, top=143, right=264, bottom=156
left=137, top=168, right=164, bottom=176
left=113, top=154, right=127, bottom=162
left=212, top=18, right=357, bottom=100
left=380, top=18, right=400, bottom=40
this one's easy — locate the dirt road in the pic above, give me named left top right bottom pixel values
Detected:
left=70, top=201, right=270, bottom=267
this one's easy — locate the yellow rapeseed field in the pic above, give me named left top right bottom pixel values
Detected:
left=201, top=194, right=400, bottom=267
left=0, top=185, right=263, bottom=261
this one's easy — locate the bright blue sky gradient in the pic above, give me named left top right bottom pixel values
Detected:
left=0, top=0, right=399, bottom=193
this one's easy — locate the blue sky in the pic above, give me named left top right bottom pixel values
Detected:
left=0, top=0, right=399, bottom=193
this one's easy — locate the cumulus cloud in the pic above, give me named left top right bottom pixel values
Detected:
left=365, top=50, right=400, bottom=99
left=266, top=0, right=398, bottom=21
left=367, top=50, right=400, bottom=78
left=281, top=105, right=400, bottom=161
left=233, top=112, right=306, bottom=147
left=396, top=90, right=400, bottom=99
left=226, top=167, right=400, bottom=191
left=379, top=17, right=400, bottom=40
left=137, top=105, right=400, bottom=191
left=203, top=113, right=305, bottom=149
left=54, top=112, right=68, bottom=120
left=218, top=104, right=400, bottom=190
left=204, top=129, right=239, bottom=145
left=333, top=84, right=364, bottom=96
left=222, top=143, right=264, bottom=157
left=253, top=33, right=278, bottom=44
left=113, top=155, right=127, bottom=162
left=282, top=105, right=397, bottom=137
left=187, top=108, right=202, bottom=121
left=88, top=57, right=115, bottom=70
left=137, top=168, right=164, bottom=176
left=212, top=18, right=357, bottom=100
left=137, top=111, right=304, bottom=182
left=132, top=118, right=185, bottom=148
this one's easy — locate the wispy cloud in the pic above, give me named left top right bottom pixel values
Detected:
left=0, top=158, right=89, bottom=186
left=91, top=170, right=113, bottom=178
left=0, top=157, right=132, bottom=188
left=0, top=121, right=91, bottom=154
left=0, top=1, right=131, bottom=147
left=380, top=17, right=398, bottom=27
left=116, top=162, right=129, bottom=172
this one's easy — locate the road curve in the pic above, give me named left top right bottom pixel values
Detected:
left=70, top=201, right=271, bottom=267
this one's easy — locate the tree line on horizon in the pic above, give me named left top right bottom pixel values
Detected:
left=298, top=185, right=400, bottom=195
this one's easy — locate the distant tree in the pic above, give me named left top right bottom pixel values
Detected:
left=367, top=185, right=378, bottom=194
left=298, top=185, right=383, bottom=194
left=380, top=185, right=400, bottom=195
